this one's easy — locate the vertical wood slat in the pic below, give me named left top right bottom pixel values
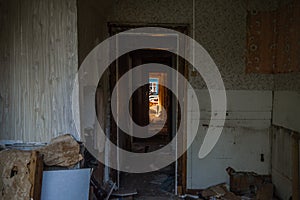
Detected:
left=29, top=151, right=43, bottom=200
left=0, top=0, right=78, bottom=142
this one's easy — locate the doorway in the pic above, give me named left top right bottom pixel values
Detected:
left=130, top=50, right=173, bottom=151
left=118, top=50, right=177, bottom=198
left=107, top=23, right=189, bottom=197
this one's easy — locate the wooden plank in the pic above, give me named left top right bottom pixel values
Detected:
left=29, top=151, right=43, bottom=200
left=111, top=189, right=137, bottom=197
left=181, top=56, right=188, bottom=195
left=29, top=151, right=38, bottom=199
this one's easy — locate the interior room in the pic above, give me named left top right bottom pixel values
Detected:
left=0, top=0, right=299, bottom=199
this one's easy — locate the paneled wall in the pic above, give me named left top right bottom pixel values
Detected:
left=271, top=126, right=294, bottom=199
left=272, top=91, right=300, bottom=198
left=272, top=44, right=300, bottom=198
left=0, top=0, right=78, bottom=142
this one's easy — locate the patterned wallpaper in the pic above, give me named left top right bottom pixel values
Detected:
left=106, top=0, right=300, bottom=90
left=273, top=0, right=300, bottom=92
left=274, top=72, right=300, bottom=91
left=192, top=0, right=274, bottom=90
left=108, top=0, right=192, bottom=24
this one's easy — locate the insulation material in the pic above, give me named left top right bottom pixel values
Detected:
left=0, top=150, right=32, bottom=199
left=38, top=134, right=83, bottom=167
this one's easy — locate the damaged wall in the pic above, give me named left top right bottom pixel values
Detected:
left=0, top=0, right=78, bottom=142
left=0, top=0, right=114, bottom=142
left=271, top=71, right=300, bottom=198
left=77, top=0, right=112, bottom=137
left=273, top=91, right=300, bottom=132
left=77, top=0, right=112, bottom=65
left=187, top=90, right=272, bottom=189
left=106, top=0, right=277, bottom=190
left=1, top=0, right=295, bottom=195
left=271, top=127, right=294, bottom=199
left=107, top=0, right=276, bottom=90
left=77, top=0, right=114, bottom=183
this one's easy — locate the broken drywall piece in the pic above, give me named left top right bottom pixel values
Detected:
left=41, top=168, right=91, bottom=200
left=200, top=183, right=241, bottom=200
left=38, top=134, right=83, bottom=167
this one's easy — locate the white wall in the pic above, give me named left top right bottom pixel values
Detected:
left=187, top=89, right=272, bottom=189
left=273, top=91, right=300, bottom=133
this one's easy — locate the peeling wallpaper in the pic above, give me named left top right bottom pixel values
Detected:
left=107, top=0, right=279, bottom=90
left=273, top=0, right=300, bottom=92
left=192, top=0, right=274, bottom=90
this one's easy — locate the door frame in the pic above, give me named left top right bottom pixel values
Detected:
left=107, top=22, right=189, bottom=194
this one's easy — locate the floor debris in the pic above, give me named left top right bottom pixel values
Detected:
left=111, top=189, right=138, bottom=199
left=200, top=183, right=240, bottom=200
left=0, top=150, right=43, bottom=199
left=226, top=167, right=273, bottom=198
left=179, top=194, right=201, bottom=199
left=254, top=183, right=274, bottom=200
left=0, top=134, right=83, bottom=200
left=104, top=181, right=117, bottom=200
left=38, top=134, right=83, bottom=167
